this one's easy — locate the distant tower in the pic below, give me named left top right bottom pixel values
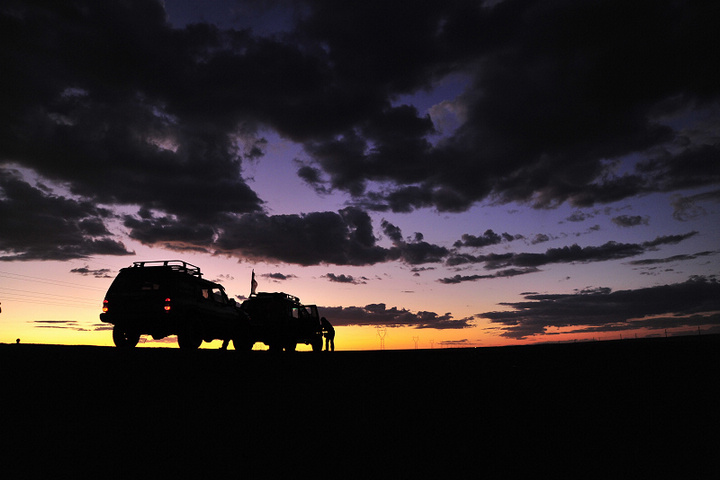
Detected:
left=412, top=336, right=419, bottom=350
left=430, top=339, right=435, bottom=349
left=376, top=326, right=387, bottom=350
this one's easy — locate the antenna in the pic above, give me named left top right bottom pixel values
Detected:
left=412, top=336, right=419, bottom=350
left=376, top=326, right=387, bottom=350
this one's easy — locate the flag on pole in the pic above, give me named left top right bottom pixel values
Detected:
left=251, top=269, right=258, bottom=296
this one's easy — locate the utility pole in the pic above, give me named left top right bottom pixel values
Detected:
left=376, top=326, right=387, bottom=350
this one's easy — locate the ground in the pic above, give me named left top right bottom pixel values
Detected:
left=1, top=336, right=718, bottom=478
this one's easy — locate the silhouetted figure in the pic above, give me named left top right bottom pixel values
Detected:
left=220, top=338, right=229, bottom=350
left=16, top=338, right=20, bottom=344
left=321, top=317, right=335, bottom=351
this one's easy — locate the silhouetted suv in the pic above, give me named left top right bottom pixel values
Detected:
left=240, top=292, right=323, bottom=352
left=100, top=260, right=248, bottom=349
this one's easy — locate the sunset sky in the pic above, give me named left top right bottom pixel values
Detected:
left=1, top=0, right=719, bottom=350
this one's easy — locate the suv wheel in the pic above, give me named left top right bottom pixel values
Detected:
left=113, top=326, right=140, bottom=348
left=232, top=337, right=253, bottom=351
left=178, top=326, right=202, bottom=349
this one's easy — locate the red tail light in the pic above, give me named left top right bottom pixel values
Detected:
left=102, top=299, right=108, bottom=313
left=164, top=298, right=171, bottom=311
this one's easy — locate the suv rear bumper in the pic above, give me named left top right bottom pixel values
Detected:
left=100, top=312, right=182, bottom=337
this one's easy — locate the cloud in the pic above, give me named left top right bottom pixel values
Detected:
left=478, top=276, right=720, bottom=339
left=297, top=1, right=720, bottom=211
left=0, top=169, right=134, bottom=261
left=438, top=267, right=540, bottom=284
left=2, top=2, right=263, bottom=220
left=444, top=232, right=698, bottom=271
left=214, top=208, right=394, bottom=265
left=69, top=266, right=114, bottom=278
left=612, top=215, right=649, bottom=227
left=566, top=211, right=591, bottom=223
left=260, top=272, right=297, bottom=281
left=453, top=229, right=517, bottom=248
left=33, top=320, right=92, bottom=331
left=124, top=205, right=697, bottom=272
left=530, top=233, right=551, bottom=245
left=627, top=251, right=717, bottom=266
left=323, top=273, right=367, bottom=284
left=320, top=303, right=474, bottom=329
left=381, top=220, right=449, bottom=264
left=671, top=189, right=720, bottom=221
left=124, top=207, right=395, bottom=266
left=1, top=0, right=718, bottom=262
left=638, top=145, right=720, bottom=195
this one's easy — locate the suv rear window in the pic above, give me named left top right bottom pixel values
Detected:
left=108, top=269, right=171, bottom=293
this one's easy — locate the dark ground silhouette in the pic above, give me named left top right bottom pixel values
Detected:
left=2, top=335, right=719, bottom=478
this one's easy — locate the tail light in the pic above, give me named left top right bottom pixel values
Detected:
left=102, top=299, right=108, bottom=313
left=164, top=298, right=172, bottom=311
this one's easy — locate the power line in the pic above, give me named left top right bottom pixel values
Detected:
left=0, top=293, right=97, bottom=308
left=0, top=286, right=99, bottom=303
left=0, top=294, right=99, bottom=309
left=0, top=270, right=106, bottom=291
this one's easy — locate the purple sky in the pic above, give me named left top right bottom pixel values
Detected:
left=1, top=0, right=719, bottom=348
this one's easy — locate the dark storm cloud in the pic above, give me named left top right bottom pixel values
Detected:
left=296, top=0, right=720, bottom=211
left=123, top=213, right=217, bottom=253
left=320, top=304, right=474, bottom=329
left=214, top=207, right=394, bottom=265
left=637, top=144, right=720, bottom=194
left=123, top=206, right=456, bottom=266
left=479, top=276, right=720, bottom=339
left=0, top=0, right=272, bottom=263
left=1, top=1, right=264, bottom=219
left=2, top=0, right=719, bottom=261
left=0, top=169, right=133, bottom=261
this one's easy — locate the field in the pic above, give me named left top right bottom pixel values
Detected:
left=2, top=335, right=719, bottom=478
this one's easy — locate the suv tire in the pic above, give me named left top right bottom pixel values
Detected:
left=177, top=325, right=202, bottom=349
left=113, top=325, right=140, bottom=348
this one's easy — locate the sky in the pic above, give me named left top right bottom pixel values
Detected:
left=1, top=0, right=719, bottom=350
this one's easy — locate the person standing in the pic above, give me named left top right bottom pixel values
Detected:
left=321, top=317, right=335, bottom=352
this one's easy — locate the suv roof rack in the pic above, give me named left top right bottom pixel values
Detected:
left=131, top=260, right=203, bottom=278
left=252, top=291, right=301, bottom=304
